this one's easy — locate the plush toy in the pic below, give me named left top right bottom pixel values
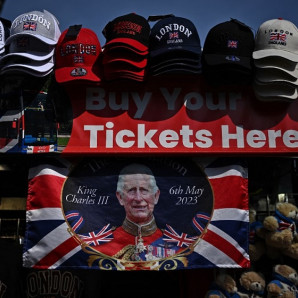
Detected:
left=205, top=273, right=240, bottom=298
left=237, top=271, right=266, bottom=297
left=267, top=264, right=298, bottom=298
left=248, top=208, right=266, bottom=262
left=262, top=202, right=298, bottom=259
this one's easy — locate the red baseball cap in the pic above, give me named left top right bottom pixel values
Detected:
left=55, top=26, right=102, bottom=83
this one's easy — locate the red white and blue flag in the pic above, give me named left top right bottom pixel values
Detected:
left=23, top=157, right=249, bottom=270
left=77, top=224, right=114, bottom=246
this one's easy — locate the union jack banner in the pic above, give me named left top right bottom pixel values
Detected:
left=23, top=21, right=37, bottom=31
left=270, top=32, right=287, bottom=41
left=23, top=157, right=249, bottom=270
left=163, top=224, right=198, bottom=247
left=77, top=224, right=114, bottom=246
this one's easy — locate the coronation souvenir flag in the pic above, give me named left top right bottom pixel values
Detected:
left=23, top=156, right=249, bottom=271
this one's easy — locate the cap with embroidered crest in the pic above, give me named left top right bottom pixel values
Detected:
left=55, top=25, right=102, bottom=83
left=102, top=13, right=150, bottom=53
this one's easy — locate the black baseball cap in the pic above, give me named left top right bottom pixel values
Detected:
left=202, top=18, right=254, bottom=70
left=102, top=13, right=150, bottom=53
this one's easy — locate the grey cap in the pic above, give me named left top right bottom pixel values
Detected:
left=6, top=10, right=61, bottom=45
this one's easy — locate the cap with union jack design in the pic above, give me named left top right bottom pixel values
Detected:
left=253, top=18, right=298, bottom=62
left=202, top=18, right=254, bottom=69
left=55, top=26, right=102, bottom=84
left=5, top=9, right=61, bottom=46
left=149, top=15, right=202, bottom=58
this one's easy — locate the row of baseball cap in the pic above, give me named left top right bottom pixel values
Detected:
left=1, top=10, right=298, bottom=102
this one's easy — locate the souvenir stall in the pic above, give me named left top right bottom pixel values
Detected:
left=0, top=10, right=298, bottom=298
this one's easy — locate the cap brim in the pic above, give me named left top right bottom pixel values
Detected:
left=255, top=68, right=298, bottom=85
left=6, top=32, right=58, bottom=46
left=150, top=59, right=201, bottom=71
left=203, top=54, right=252, bottom=69
left=253, top=79, right=298, bottom=99
left=254, top=93, right=297, bottom=102
left=253, top=49, right=298, bottom=62
left=103, top=57, right=147, bottom=69
left=0, top=49, right=54, bottom=62
left=151, top=67, right=202, bottom=76
left=104, top=72, right=145, bottom=81
left=1, top=59, right=54, bottom=73
left=0, top=66, right=53, bottom=77
left=104, top=68, right=145, bottom=77
left=104, top=38, right=148, bottom=53
left=150, top=45, right=201, bottom=58
left=103, top=44, right=149, bottom=55
left=254, top=57, right=298, bottom=76
left=55, top=66, right=101, bottom=83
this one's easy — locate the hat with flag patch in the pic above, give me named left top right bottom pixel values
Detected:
left=5, top=9, right=61, bottom=45
left=149, top=15, right=202, bottom=58
left=253, top=18, right=298, bottom=62
left=55, top=25, right=102, bottom=83
left=148, top=15, right=202, bottom=75
left=202, top=18, right=254, bottom=69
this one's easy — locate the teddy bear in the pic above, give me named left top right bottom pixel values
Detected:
left=248, top=208, right=266, bottom=262
left=237, top=271, right=266, bottom=297
left=267, top=264, right=298, bottom=298
left=262, top=202, right=298, bottom=260
left=205, top=273, right=240, bottom=298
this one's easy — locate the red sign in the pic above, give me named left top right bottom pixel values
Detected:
left=62, top=76, right=298, bottom=155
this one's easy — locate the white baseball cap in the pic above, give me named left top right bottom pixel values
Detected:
left=253, top=18, right=298, bottom=62
left=6, top=10, right=61, bottom=45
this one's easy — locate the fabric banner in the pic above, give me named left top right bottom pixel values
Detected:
left=23, top=156, right=249, bottom=271
left=61, top=76, right=298, bottom=155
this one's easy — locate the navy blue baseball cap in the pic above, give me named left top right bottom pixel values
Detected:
left=149, top=16, right=202, bottom=58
